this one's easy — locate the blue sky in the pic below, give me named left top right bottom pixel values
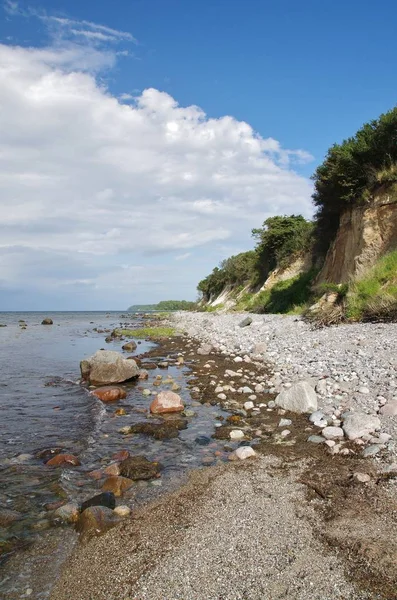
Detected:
left=0, top=0, right=396, bottom=310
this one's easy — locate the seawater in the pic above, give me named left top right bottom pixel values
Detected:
left=0, top=311, right=229, bottom=598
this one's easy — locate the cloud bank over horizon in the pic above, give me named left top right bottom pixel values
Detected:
left=0, top=6, right=314, bottom=310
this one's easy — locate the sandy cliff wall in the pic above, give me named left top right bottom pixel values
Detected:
left=317, top=188, right=397, bottom=284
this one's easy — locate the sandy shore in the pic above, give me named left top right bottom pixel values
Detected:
left=48, top=313, right=397, bottom=600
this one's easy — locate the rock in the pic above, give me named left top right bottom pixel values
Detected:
left=275, top=381, right=317, bottom=414
left=252, top=343, right=267, bottom=355
left=139, top=370, right=149, bottom=380
left=380, top=401, right=397, bottom=416
left=195, top=435, right=211, bottom=446
left=307, top=435, right=325, bottom=444
left=242, top=386, right=253, bottom=394
left=234, top=357, right=243, bottom=363
left=142, top=389, right=151, bottom=396
left=80, top=492, right=116, bottom=513
left=54, top=503, right=80, bottom=523
left=119, top=456, right=161, bottom=480
left=315, top=380, right=328, bottom=395
left=141, top=362, right=157, bottom=370
left=280, top=429, right=291, bottom=437
left=358, top=386, right=370, bottom=394
left=123, top=419, right=187, bottom=440
left=104, top=463, right=120, bottom=476
left=46, top=453, right=80, bottom=467
left=112, top=449, right=130, bottom=461
left=239, top=316, right=253, bottom=328
left=325, top=440, right=336, bottom=448
left=279, top=418, right=292, bottom=427
left=353, top=472, right=371, bottom=483
left=122, top=341, right=137, bottom=352
left=229, top=429, right=244, bottom=440
left=362, top=444, right=383, bottom=458
left=91, top=386, right=127, bottom=402
left=235, top=446, right=256, bottom=460
left=76, top=506, right=121, bottom=539
left=114, top=505, right=131, bottom=517
left=150, top=391, right=184, bottom=414
left=101, top=476, right=134, bottom=496
left=41, top=318, right=53, bottom=325
left=0, top=508, right=22, bottom=527
left=80, top=350, right=139, bottom=385
left=244, top=401, right=255, bottom=411
left=158, top=361, right=169, bottom=369
left=197, top=344, right=213, bottom=355
left=342, top=413, right=381, bottom=440
left=322, top=426, right=344, bottom=440
left=115, top=407, right=127, bottom=416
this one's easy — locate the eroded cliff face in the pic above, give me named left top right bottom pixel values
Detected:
left=317, top=188, right=397, bottom=284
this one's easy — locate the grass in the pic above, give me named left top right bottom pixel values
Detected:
left=346, top=250, right=397, bottom=321
left=112, top=327, right=177, bottom=338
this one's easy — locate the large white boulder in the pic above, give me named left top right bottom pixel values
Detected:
left=342, top=413, right=381, bottom=440
left=275, top=381, right=317, bottom=414
left=80, top=350, right=139, bottom=385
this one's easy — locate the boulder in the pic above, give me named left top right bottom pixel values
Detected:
left=150, top=391, right=184, bottom=414
left=235, top=446, right=257, bottom=460
left=41, top=317, right=53, bottom=325
left=275, top=381, right=317, bottom=414
left=122, top=341, right=137, bottom=352
left=101, top=475, right=134, bottom=497
left=380, top=401, right=397, bottom=416
left=322, top=426, right=344, bottom=440
left=76, top=506, right=121, bottom=539
left=54, top=503, right=80, bottom=524
left=91, top=386, right=127, bottom=402
left=125, top=418, right=188, bottom=440
left=119, top=456, right=161, bottom=480
left=46, top=453, right=80, bottom=467
left=80, top=350, right=139, bottom=385
left=239, top=316, right=252, bottom=328
left=80, top=492, right=116, bottom=513
left=342, top=413, right=381, bottom=440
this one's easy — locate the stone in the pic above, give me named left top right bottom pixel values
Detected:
left=122, top=341, right=137, bottom=352
left=308, top=435, right=325, bottom=444
left=126, top=419, right=187, bottom=440
left=239, top=316, right=253, bottom=327
left=114, top=505, right=131, bottom=517
left=150, top=391, right=184, bottom=414
left=41, top=317, right=53, bottom=325
left=119, top=456, right=161, bottom=480
left=158, top=361, right=169, bottom=369
left=358, top=386, right=370, bottom=394
left=139, top=370, right=149, bottom=380
left=380, top=401, right=397, bottom=416
left=342, top=413, right=381, bottom=440
left=0, top=508, right=22, bottom=527
left=91, top=386, right=127, bottom=402
left=46, top=453, right=80, bottom=467
left=353, top=472, right=371, bottom=483
left=252, top=343, right=267, bottom=355
left=80, top=350, right=139, bottom=385
left=101, top=476, right=134, bottom=496
left=279, top=418, right=292, bottom=427
left=244, top=401, right=255, bottom=411
left=322, top=426, right=344, bottom=440
left=197, top=344, right=213, bottom=355
left=275, top=381, right=317, bottom=414
left=115, top=408, right=127, bottom=416
left=80, top=492, right=116, bottom=512
left=229, top=429, right=244, bottom=440
left=362, top=444, right=383, bottom=458
left=234, top=356, right=243, bottom=363
left=53, top=503, right=80, bottom=523
left=195, top=435, right=211, bottom=446
left=242, top=386, right=253, bottom=394
left=104, top=463, right=120, bottom=476
left=235, top=446, right=256, bottom=460
left=324, top=440, right=336, bottom=448
left=315, top=379, right=328, bottom=395
left=280, top=429, right=291, bottom=437
left=112, top=449, right=130, bottom=461
left=142, top=389, right=151, bottom=397
left=76, top=506, right=121, bottom=539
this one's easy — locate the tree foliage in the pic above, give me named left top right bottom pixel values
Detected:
left=197, top=251, right=256, bottom=301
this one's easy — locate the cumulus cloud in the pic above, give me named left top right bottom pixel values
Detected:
left=0, top=14, right=314, bottom=308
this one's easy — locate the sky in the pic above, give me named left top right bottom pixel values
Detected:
left=1, top=0, right=397, bottom=310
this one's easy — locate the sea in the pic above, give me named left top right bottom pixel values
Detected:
left=0, top=311, right=228, bottom=598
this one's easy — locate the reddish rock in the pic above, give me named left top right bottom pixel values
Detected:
left=46, top=453, right=81, bottom=467
left=114, top=408, right=127, bottom=416
left=76, top=506, right=121, bottom=540
left=112, top=449, right=130, bottom=461
left=87, top=469, right=104, bottom=480
left=101, top=475, right=134, bottom=497
left=91, top=386, right=127, bottom=402
left=150, top=391, right=185, bottom=414
left=103, top=463, right=120, bottom=476
left=139, top=369, right=149, bottom=380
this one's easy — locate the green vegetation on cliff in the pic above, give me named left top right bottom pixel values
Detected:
left=128, top=300, right=196, bottom=312
left=197, top=106, right=397, bottom=320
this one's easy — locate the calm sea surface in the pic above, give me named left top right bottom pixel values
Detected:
left=0, top=311, right=229, bottom=598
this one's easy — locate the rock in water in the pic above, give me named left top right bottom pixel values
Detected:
left=41, top=317, right=53, bottom=325
left=239, top=316, right=253, bottom=327
left=80, top=492, right=116, bottom=513
left=275, top=381, right=317, bottom=414
left=150, top=391, right=184, bottom=414
left=101, top=476, right=134, bottom=497
left=46, top=453, right=80, bottom=467
left=54, top=503, right=80, bottom=523
left=80, top=350, right=139, bottom=385
left=342, top=413, right=381, bottom=440
left=122, top=341, right=137, bottom=352
left=91, top=386, right=127, bottom=402
left=76, top=506, right=121, bottom=540
left=119, top=456, right=161, bottom=480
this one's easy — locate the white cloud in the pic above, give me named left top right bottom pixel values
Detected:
left=0, top=36, right=313, bottom=308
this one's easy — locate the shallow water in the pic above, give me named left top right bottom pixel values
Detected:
left=0, top=312, right=230, bottom=598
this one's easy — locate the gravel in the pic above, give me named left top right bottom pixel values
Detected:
left=174, top=312, right=397, bottom=457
